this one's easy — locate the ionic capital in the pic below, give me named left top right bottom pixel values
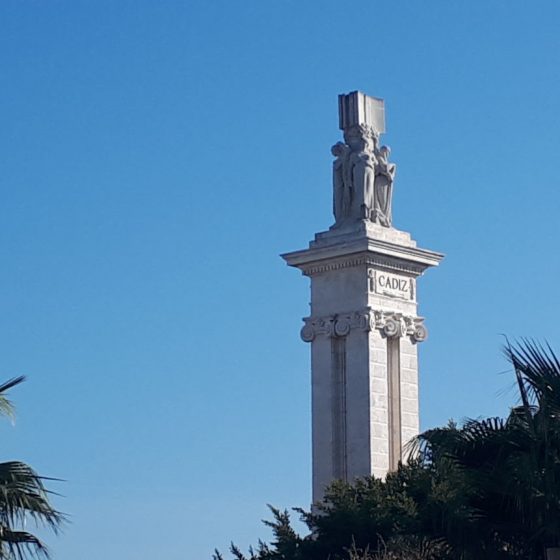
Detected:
left=300, top=308, right=428, bottom=344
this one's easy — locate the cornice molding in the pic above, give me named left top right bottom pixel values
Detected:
left=282, top=232, right=443, bottom=278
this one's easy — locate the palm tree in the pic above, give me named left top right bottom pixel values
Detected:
left=506, top=341, right=560, bottom=559
left=412, top=340, right=560, bottom=559
left=0, top=377, right=63, bottom=559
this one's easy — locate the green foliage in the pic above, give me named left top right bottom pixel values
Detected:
left=216, top=341, right=560, bottom=560
left=0, top=377, right=63, bottom=559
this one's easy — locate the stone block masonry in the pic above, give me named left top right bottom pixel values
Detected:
left=282, top=91, right=443, bottom=504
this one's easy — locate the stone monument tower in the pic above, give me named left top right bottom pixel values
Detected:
left=282, top=91, right=443, bottom=503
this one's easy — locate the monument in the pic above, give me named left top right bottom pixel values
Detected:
left=282, top=91, right=444, bottom=503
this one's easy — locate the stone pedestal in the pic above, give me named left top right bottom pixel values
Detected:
left=282, top=220, right=443, bottom=503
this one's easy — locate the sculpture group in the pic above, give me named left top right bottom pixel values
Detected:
left=332, top=121, right=396, bottom=228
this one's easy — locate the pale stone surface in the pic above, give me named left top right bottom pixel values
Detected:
left=282, top=92, right=443, bottom=504
left=333, top=92, right=395, bottom=227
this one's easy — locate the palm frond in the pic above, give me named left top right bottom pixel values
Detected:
left=0, top=462, right=64, bottom=532
left=0, top=525, right=49, bottom=560
left=506, top=340, right=560, bottom=409
left=0, top=377, right=25, bottom=422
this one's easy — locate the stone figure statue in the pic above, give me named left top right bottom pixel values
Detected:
left=332, top=142, right=351, bottom=224
left=331, top=124, right=395, bottom=228
left=373, top=146, right=396, bottom=227
left=349, top=146, right=377, bottom=220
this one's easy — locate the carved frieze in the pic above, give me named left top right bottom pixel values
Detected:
left=301, top=254, right=426, bottom=277
left=300, top=307, right=427, bottom=344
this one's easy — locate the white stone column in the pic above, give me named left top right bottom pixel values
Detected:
left=286, top=224, right=442, bottom=503
left=282, top=91, right=443, bottom=504
left=369, top=328, right=390, bottom=477
left=399, top=335, right=420, bottom=455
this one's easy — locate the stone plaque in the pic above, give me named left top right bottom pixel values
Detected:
left=374, top=271, right=412, bottom=300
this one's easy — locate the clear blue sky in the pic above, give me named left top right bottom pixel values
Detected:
left=1, top=1, right=559, bottom=558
